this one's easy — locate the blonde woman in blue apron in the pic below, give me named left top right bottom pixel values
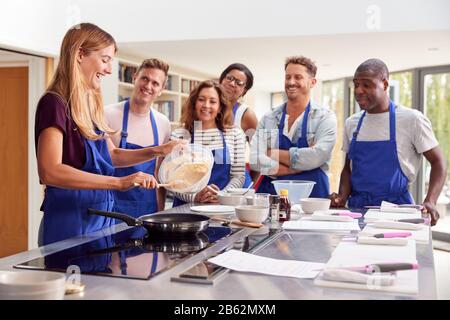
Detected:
left=35, top=23, right=180, bottom=245
left=250, top=56, right=336, bottom=197
left=219, top=63, right=259, bottom=187
left=330, top=59, right=446, bottom=226
left=171, top=80, right=246, bottom=206
left=106, top=59, right=172, bottom=217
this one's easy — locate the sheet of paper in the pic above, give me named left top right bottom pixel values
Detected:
left=314, top=239, right=418, bottom=294
left=283, top=219, right=361, bottom=231
left=362, top=224, right=430, bottom=244
left=315, top=209, right=354, bottom=214
left=207, top=249, right=324, bottom=279
left=364, top=209, right=422, bottom=221
left=331, top=238, right=417, bottom=262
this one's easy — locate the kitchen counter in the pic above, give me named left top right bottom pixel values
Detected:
left=0, top=204, right=437, bottom=300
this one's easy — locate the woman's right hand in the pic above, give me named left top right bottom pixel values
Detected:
left=118, top=172, right=158, bottom=191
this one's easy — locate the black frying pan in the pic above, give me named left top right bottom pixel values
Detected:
left=88, top=209, right=210, bottom=237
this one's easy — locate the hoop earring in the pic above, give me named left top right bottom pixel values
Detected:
left=216, top=112, right=223, bottom=121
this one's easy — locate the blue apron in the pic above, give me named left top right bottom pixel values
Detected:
left=42, top=133, right=115, bottom=245
left=347, top=101, right=414, bottom=209
left=232, top=103, right=252, bottom=188
left=112, top=100, right=159, bottom=217
left=172, top=130, right=231, bottom=206
left=256, top=103, right=330, bottom=198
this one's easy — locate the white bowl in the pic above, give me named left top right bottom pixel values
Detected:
left=235, top=205, right=270, bottom=223
left=0, top=270, right=66, bottom=300
left=272, top=180, right=316, bottom=204
left=218, top=193, right=246, bottom=206
left=300, top=198, right=331, bottom=214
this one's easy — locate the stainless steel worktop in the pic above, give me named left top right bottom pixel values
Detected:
left=0, top=204, right=437, bottom=299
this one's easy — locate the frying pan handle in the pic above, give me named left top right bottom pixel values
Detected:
left=87, top=208, right=142, bottom=227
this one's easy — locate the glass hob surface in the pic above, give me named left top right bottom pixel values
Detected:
left=15, top=226, right=235, bottom=280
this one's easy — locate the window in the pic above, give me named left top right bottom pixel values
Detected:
left=390, top=71, right=413, bottom=108
left=321, top=80, right=345, bottom=193
left=423, top=71, right=450, bottom=234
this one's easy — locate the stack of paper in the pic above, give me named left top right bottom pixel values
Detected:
left=207, top=249, right=325, bottom=279
left=364, top=209, right=422, bottom=222
left=314, top=239, right=418, bottom=294
left=282, top=219, right=361, bottom=231
left=361, top=224, right=430, bottom=244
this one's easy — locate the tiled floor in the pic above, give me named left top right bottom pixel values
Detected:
left=433, top=245, right=450, bottom=299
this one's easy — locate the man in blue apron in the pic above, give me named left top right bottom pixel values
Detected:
left=330, top=59, right=446, bottom=226
left=250, top=56, right=337, bottom=198
left=106, top=59, right=172, bottom=217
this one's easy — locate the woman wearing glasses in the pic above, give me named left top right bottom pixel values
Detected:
left=219, top=63, right=259, bottom=187
left=171, top=80, right=246, bottom=205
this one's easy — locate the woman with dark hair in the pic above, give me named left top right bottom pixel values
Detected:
left=171, top=80, right=246, bottom=205
left=219, top=63, right=259, bottom=187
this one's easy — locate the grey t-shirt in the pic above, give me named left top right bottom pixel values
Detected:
left=342, top=105, right=438, bottom=183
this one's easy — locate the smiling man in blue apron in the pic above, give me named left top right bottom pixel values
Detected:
left=330, top=59, right=447, bottom=226
left=106, top=59, right=172, bottom=217
left=250, top=56, right=337, bottom=198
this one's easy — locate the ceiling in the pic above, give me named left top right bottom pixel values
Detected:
left=118, top=30, right=450, bottom=92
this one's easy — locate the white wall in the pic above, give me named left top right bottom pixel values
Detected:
left=1, top=0, right=449, bottom=56
left=249, top=91, right=272, bottom=120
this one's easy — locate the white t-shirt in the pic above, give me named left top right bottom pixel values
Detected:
left=105, top=101, right=171, bottom=147
left=342, top=105, right=438, bottom=183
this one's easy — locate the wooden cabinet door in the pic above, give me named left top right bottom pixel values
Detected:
left=0, top=67, right=28, bottom=257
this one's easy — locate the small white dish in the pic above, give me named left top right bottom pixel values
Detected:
left=218, top=193, right=246, bottom=206
left=190, top=205, right=235, bottom=214
left=0, top=270, right=66, bottom=300
left=300, top=198, right=331, bottom=214
left=235, top=205, right=269, bottom=223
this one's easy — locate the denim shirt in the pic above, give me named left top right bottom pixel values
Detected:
left=249, top=102, right=337, bottom=175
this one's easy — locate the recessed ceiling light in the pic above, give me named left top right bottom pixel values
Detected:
left=427, top=47, right=439, bottom=51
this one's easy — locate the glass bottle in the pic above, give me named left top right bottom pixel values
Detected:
left=269, top=195, right=280, bottom=221
left=278, top=189, right=291, bottom=222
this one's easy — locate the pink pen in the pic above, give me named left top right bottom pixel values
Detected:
left=373, top=232, right=412, bottom=238
left=331, top=212, right=362, bottom=218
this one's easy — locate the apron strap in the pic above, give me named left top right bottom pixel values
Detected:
left=232, top=103, right=239, bottom=118
left=298, top=102, right=311, bottom=147
left=149, top=109, right=159, bottom=146
left=352, top=111, right=366, bottom=141
left=121, top=100, right=160, bottom=148
left=278, top=102, right=311, bottom=147
left=191, top=129, right=228, bottom=164
left=388, top=101, right=396, bottom=142
left=120, top=100, right=131, bottom=148
left=351, top=101, right=396, bottom=142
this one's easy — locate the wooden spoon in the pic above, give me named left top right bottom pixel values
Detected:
left=211, top=217, right=263, bottom=228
